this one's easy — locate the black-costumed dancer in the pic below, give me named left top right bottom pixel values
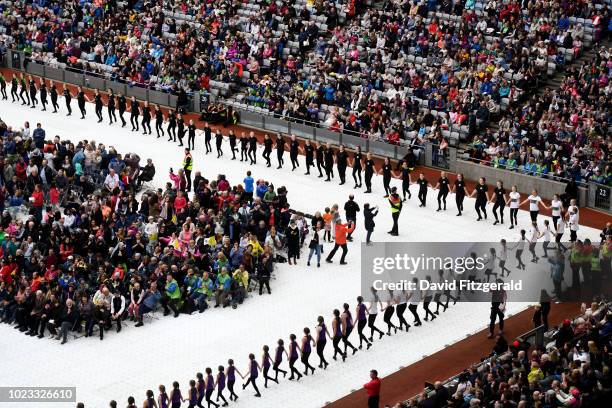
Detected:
left=452, top=173, right=467, bottom=216
left=341, top=303, right=358, bottom=356
left=490, top=180, right=507, bottom=225
left=469, top=177, right=489, bottom=221
left=301, top=327, right=316, bottom=375
left=315, top=316, right=330, bottom=369
left=261, top=345, right=278, bottom=388
left=356, top=296, right=372, bottom=349
left=352, top=146, right=363, bottom=188
left=242, top=354, right=261, bottom=397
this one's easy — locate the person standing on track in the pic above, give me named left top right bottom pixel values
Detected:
left=363, top=369, right=381, bottom=408
left=488, top=180, right=506, bottom=225
left=118, top=92, right=127, bottom=127
left=248, top=131, right=258, bottom=165
left=187, top=120, right=196, bottom=151
left=289, top=134, right=300, bottom=171
left=400, top=162, right=412, bottom=201
left=177, top=113, right=185, bottom=147
left=275, top=134, right=285, bottom=169
left=344, top=194, right=360, bottom=241
left=304, top=139, right=315, bottom=175
left=388, top=187, right=402, bottom=236
left=202, top=122, right=211, bottom=153
left=263, top=134, right=273, bottom=167
left=336, top=145, right=348, bottom=185
left=183, top=148, right=193, bottom=193
left=487, top=283, right=507, bottom=338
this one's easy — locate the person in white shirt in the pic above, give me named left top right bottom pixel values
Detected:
left=541, top=219, right=552, bottom=258
left=555, top=212, right=568, bottom=251
left=550, top=194, right=564, bottom=233
left=568, top=203, right=580, bottom=242
left=499, top=239, right=510, bottom=277
left=110, top=291, right=126, bottom=333
left=528, top=221, right=540, bottom=263
left=104, top=169, right=120, bottom=191
left=520, top=189, right=549, bottom=223
left=506, top=185, right=521, bottom=229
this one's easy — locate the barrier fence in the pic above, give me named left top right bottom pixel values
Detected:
left=3, top=50, right=610, bottom=213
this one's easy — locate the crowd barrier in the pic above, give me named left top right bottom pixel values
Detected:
left=7, top=50, right=199, bottom=112
left=3, top=50, right=609, bottom=212
left=456, top=160, right=589, bottom=206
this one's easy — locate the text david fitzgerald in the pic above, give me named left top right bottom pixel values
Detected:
left=372, top=279, right=523, bottom=293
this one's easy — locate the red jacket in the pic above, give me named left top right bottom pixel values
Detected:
left=364, top=378, right=381, bottom=397
left=334, top=222, right=355, bottom=245
left=31, top=190, right=44, bottom=207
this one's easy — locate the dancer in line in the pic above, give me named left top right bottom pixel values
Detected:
left=0, top=73, right=7, bottom=100
left=395, top=289, right=411, bottom=330
left=315, top=142, right=325, bottom=177
left=315, top=316, right=330, bottom=369
left=154, top=104, right=164, bottom=137
left=382, top=157, right=392, bottom=196
left=383, top=290, right=398, bottom=335
left=414, top=173, right=431, bottom=207
left=289, top=135, right=300, bottom=171
left=355, top=296, right=372, bottom=349
left=226, top=360, right=240, bottom=402
left=301, top=328, right=316, bottom=375
left=550, top=194, right=564, bottom=233
left=528, top=221, right=540, bottom=263
left=276, top=134, right=285, bottom=169
left=187, top=120, right=196, bottom=151
left=408, top=278, right=422, bottom=326
left=352, top=146, right=363, bottom=188
left=262, top=134, right=273, bottom=167
left=130, top=96, right=140, bottom=131
left=541, top=219, right=552, bottom=258
left=39, top=79, right=47, bottom=110
left=203, top=122, right=212, bottom=153
left=261, top=345, right=278, bottom=388
left=364, top=153, right=375, bottom=193
left=50, top=80, right=59, bottom=112
left=507, top=185, right=520, bottom=229
left=520, top=189, right=549, bottom=222
left=242, top=354, right=261, bottom=398
left=422, top=277, right=436, bottom=321
left=498, top=239, right=511, bottom=277
left=169, top=381, right=184, bottom=408
left=239, top=132, right=248, bottom=161
left=336, top=145, right=348, bottom=185
left=94, top=89, right=103, bottom=122
left=248, top=132, right=257, bottom=165
left=272, top=339, right=288, bottom=381
left=107, top=89, right=117, bottom=124
left=287, top=334, right=303, bottom=381
left=204, top=367, right=219, bottom=408
left=142, top=101, right=152, bottom=135
left=341, top=303, right=358, bottom=355
left=324, top=143, right=334, bottom=181
left=228, top=130, right=237, bottom=160
left=331, top=309, right=346, bottom=361
left=367, top=287, right=386, bottom=340
left=513, top=229, right=527, bottom=270
left=555, top=212, right=568, bottom=252
left=167, top=110, right=177, bottom=142
left=452, top=173, right=467, bottom=216
left=28, top=76, right=38, bottom=108
left=62, top=84, right=72, bottom=116
left=400, top=162, right=412, bottom=201
left=433, top=171, right=450, bottom=211
left=76, top=86, right=88, bottom=119
left=215, top=366, right=228, bottom=407
left=470, top=177, right=489, bottom=221
left=158, top=385, right=169, bottom=408
left=215, top=129, right=223, bottom=157
left=388, top=187, right=402, bottom=236
left=491, top=180, right=507, bottom=225
left=177, top=114, right=185, bottom=147
left=118, top=91, right=127, bottom=127
left=304, top=139, right=314, bottom=175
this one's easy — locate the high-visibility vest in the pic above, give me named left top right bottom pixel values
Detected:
left=183, top=154, right=193, bottom=171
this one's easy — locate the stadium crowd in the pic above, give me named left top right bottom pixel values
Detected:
left=399, top=302, right=612, bottom=408
left=0, top=116, right=295, bottom=343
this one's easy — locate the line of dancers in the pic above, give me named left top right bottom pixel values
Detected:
left=138, top=290, right=450, bottom=406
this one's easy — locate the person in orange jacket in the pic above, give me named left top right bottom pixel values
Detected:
left=325, top=219, right=355, bottom=265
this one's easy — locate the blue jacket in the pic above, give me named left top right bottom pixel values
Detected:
left=32, top=128, right=46, bottom=148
